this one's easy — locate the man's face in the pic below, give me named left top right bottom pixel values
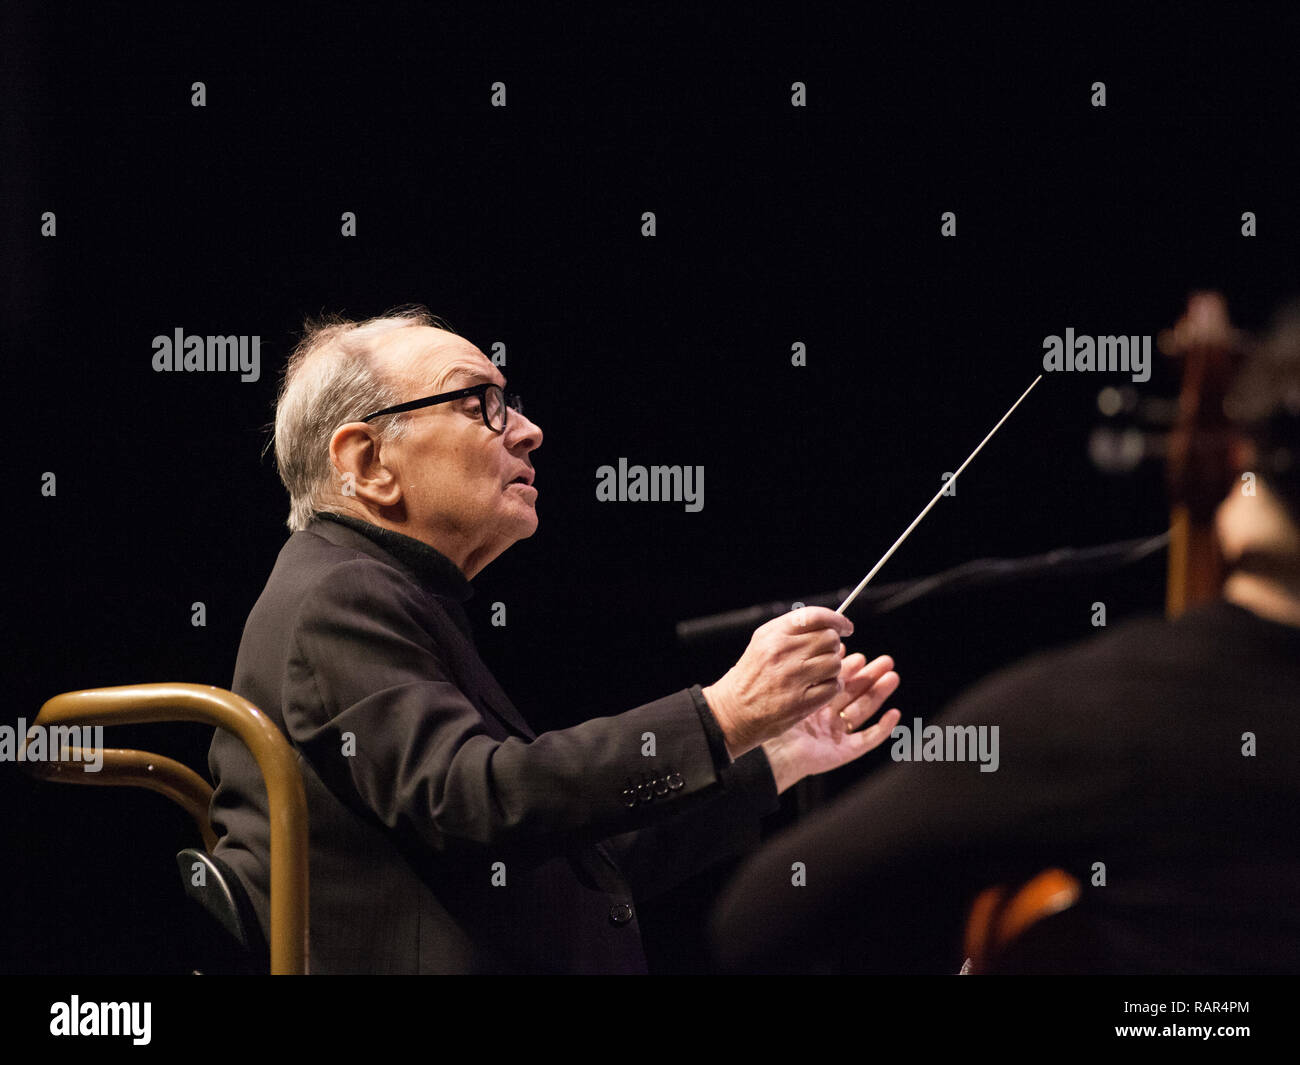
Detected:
left=373, top=326, right=543, bottom=575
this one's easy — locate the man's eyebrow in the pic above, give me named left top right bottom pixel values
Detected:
left=439, top=366, right=503, bottom=389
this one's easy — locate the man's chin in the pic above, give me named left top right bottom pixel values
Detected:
left=505, top=508, right=539, bottom=539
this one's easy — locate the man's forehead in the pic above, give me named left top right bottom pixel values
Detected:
left=378, top=326, right=502, bottom=389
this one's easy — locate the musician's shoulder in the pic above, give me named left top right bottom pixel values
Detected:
left=938, top=608, right=1195, bottom=727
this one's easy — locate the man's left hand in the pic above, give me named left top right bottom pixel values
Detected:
left=762, top=653, right=901, bottom=794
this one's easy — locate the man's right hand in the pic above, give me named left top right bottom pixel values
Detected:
left=701, top=606, right=855, bottom=759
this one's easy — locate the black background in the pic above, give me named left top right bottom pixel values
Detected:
left=5, top=3, right=1299, bottom=976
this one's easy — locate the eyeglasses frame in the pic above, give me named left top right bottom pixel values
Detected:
left=359, top=382, right=523, bottom=433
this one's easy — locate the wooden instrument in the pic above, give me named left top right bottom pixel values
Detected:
left=1158, top=291, right=1248, bottom=617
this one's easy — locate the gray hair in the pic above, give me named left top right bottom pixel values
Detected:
left=272, top=306, right=454, bottom=531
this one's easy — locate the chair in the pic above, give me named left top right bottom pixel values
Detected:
left=961, top=868, right=1081, bottom=974
left=23, top=683, right=308, bottom=974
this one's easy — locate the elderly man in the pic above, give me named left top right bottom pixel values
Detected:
left=207, top=307, right=901, bottom=974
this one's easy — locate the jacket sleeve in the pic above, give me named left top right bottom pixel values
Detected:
left=600, top=746, right=779, bottom=901
left=599, top=685, right=780, bottom=900
left=281, top=555, right=739, bottom=863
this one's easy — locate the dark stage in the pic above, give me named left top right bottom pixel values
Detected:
left=4, top=1, right=1297, bottom=1045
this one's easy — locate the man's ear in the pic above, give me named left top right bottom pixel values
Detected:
left=329, top=423, right=403, bottom=508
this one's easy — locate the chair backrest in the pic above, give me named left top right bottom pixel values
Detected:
left=24, top=683, right=309, bottom=974
left=962, top=868, right=1081, bottom=974
left=176, top=847, right=268, bottom=958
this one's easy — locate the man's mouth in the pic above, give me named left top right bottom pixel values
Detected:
left=508, top=472, right=535, bottom=487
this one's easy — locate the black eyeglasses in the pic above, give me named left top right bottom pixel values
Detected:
left=360, top=383, right=523, bottom=433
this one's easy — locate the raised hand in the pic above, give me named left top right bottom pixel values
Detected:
left=761, top=653, right=901, bottom=793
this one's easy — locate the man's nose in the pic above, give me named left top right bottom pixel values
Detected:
left=508, top=410, right=542, bottom=450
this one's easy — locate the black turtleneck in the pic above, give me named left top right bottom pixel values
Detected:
left=314, top=510, right=473, bottom=602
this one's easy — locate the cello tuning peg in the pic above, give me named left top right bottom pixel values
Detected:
left=1088, top=426, right=1160, bottom=473
left=1097, top=386, right=1139, bottom=417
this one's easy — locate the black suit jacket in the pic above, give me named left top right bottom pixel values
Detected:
left=208, top=514, right=778, bottom=973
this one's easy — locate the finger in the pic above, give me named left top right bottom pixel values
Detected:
left=838, top=651, right=868, bottom=676
left=801, top=676, right=843, bottom=711
left=848, top=708, right=902, bottom=752
left=848, top=670, right=900, bottom=726
left=800, top=650, right=846, bottom=690
left=839, top=671, right=900, bottom=730
left=791, top=628, right=844, bottom=657
left=783, top=606, right=854, bottom=639
left=835, top=671, right=890, bottom=724
left=837, top=654, right=893, bottom=701
left=856, top=654, right=895, bottom=684
left=821, top=654, right=868, bottom=715
left=825, top=707, right=902, bottom=768
left=816, top=653, right=887, bottom=721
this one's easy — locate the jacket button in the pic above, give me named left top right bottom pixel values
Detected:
left=653, top=775, right=670, bottom=796
left=609, top=902, right=634, bottom=926
left=667, top=772, right=685, bottom=790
